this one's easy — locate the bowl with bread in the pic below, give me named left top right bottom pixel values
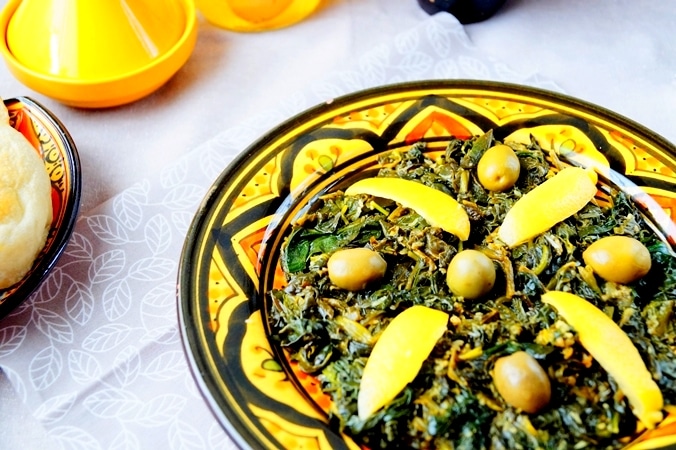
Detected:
left=0, top=97, right=80, bottom=318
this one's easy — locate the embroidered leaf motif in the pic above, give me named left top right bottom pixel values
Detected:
left=113, top=346, right=141, bottom=387
left=162, top=184, right=204, bottom=211
left=140, top=283, right=175, bottom=331
left=113, top=181, right=149, bottom=231
left=64, top=232, right=94, bottom=260
left=160, top=161, right=188, bottom=188
left=102, top=279, right=133, bottom=321
left=134, top=394, right=186, bottom=427
left=0, top=325, right=27, bottom=357
left=208, top=422, right=234, bottom=449
left=144, top=214, right=172, bottom=255
left=360, top=44, right=390, bottom=70
left=398, top=52, right=434, bottom=77
left=115, top=197, right=143, bottom=232
left=87, top=215, right=131, bottom=245
left=200, top=147, right=233, bottom=180
left=109, top=430, right=140, bottom=450
left=426, top=19, right=452, bottom=57
left=35, top=266, right=64, bottom=304
left=1, top=366, right=27, bottom=402
left=169, top=420, right=206, bottom=450
left=88, top=249, right=126, bottom=284
left=29, top=345, right=63, bottom=390
left=34, top=392, right=77, bottom=425
left=394, top=27, right=420, bottom=53
left=82, top=324, right=131, bottom=353
left=342, top=72, right=364, bottom=92
left=171, top=211, right=195, bottom=236
left=50, top=425, right=102, bottom=450
left=32, top=307, right=73, bottom=344
left=83, top=388, right=142, bottom=421
left=68, top=350, right=102, bottom=384
left=128, top=257, right=175, bottom=282
left=143, top=351, right=185, bottom=381
left=458, top=55, right=491, bottom=78
left=434, top=59, right=460, bottom=78
left=142, top=327, right=180, bottom=345
left=426, top=15, right=472, bottom=56
left=65, top=280, right=95, bottom=325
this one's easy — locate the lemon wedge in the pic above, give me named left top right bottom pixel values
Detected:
left=345, top=177, right=470, bottom=240
left=498, top=167, right=597, bottom=247
left=358, top=305, right=448, bottom=421
left=542, top=291, right=664, bottom=429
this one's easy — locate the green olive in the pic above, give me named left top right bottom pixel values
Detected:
left=446, top=249, right=496, bottom=299
left=493, top=351, right=551, bottom=414
left=327, top=248, right=387, bottom=291
left=477, top=144, right=521, bottom=192
left=582, top=235, right=651, bottom=284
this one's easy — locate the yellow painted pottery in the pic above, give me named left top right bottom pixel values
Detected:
left=0, top=0, right=197, bottom=108
left=177, top=80, right=676, bottom=449
left=197, top=0, right=321, bottom=32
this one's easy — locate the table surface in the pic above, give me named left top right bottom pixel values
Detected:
left=0, top=0, right=674, bottom=448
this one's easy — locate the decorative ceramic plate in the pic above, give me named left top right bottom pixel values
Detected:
left=178, top=80, right=676, bottom=449
left=0, top=97, right=81, bottom=318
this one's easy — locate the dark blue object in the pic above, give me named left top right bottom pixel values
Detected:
left=417, top=0, right=507, bottom=24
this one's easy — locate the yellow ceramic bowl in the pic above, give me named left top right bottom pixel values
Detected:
left=197, top=0, right=321, bottom=32
left=0, top=0, right=198, bottom=108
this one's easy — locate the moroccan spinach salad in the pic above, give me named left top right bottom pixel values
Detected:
left=267, top=131, right=676, bottom=449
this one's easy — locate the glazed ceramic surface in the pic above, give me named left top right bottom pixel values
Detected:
left=0, top=97, right=80, bottom=318
left=0, top=0, right=197, bottom=108
left=178, top=80, right=676, bottom=449
left=197, top=0, right=321, bottom=32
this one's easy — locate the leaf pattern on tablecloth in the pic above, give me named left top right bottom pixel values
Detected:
left=36, top=266, right=65, bottom=303
left=102, top=279, right=133, bottom=321
left=64, top=279, right=95, bottom=325
left=113, top=346, right=141, bottom=387
left=140, top=283, right=177, bottom=330
left=161, top=160, right=189, bottom=188
left=0, top=11, right=563, bottom=450
left=68, top=350, right=103, bottom=383
left=88, top=216, right=131, bottom=245
left=51, top=426, right=102, bottom=450
left=128, top=257, right=175, bottom=282
left=0, top=325, right=26, bottom=357
left=29, top=345, right=63, bottom=390
left=64, top=232, right=95, bottom=260
left=3, top=366, right=27, bottom=402
left=83, top=388, right=142, bottom=419
left=33, top=392, right=77, bottom=425
left=135, top=394, right=186, bottom=426
left=145, top=214, right=173, bottom=254
left=143, top=350, right=186, bottom=381
left=109, top=429, right=140, bottom=450
left=395, top=26, right=420, bottom=53
left=171, top=210, right=196, bottom=237
left=433, top=58, right=461, bottom=78
left=82, top=324, right=132, bottom=353
left=32, top=307, right=73, bottom=343
left=114, top=182, right=149, bottom=231
left=88, top=249, right=126, bottom=284
left=162, top=184, right=205, bottom=210
left=170, top=420, right=207, bottom=450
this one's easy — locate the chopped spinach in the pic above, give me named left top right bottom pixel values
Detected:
left=268, top=132, right=676, bottom=449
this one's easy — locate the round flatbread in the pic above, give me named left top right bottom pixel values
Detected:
left=0, top=102, right=52, bottom=289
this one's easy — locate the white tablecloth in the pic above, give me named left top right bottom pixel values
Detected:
left=0, top=0, right=673, bottom=448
